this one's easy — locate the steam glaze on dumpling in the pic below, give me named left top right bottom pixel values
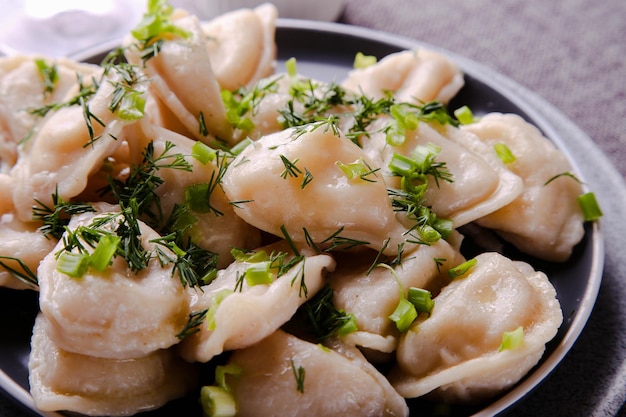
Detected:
left=462, top=113, right=585, bottom=262
left=225, top=329, right=409, bottom=417
left=29, top=314, right=197, bottom=416
left=390, top=252, right=562, bottom=403
left=38, top=204, right=190, bottom=360
left=221, top=124, right=409, bottom=255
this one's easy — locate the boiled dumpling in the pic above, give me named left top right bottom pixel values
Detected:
left=342, top=49, right=464, bottom=104
left=10, top=65, right=146, bottom=222
left=178, top=241, right=335, bottom=363
left=201, top=3, right=277, bottom=91
left=29, top=314, right=197, bottom=416
left=38, top=204, right=190, bottom=359
left=0, top=213, right=56, bottom=290
left=123, top=118, right=262, bottom=267
left=224, top=329, right=409, bottom=417
left=125, top=10, right=233, bottom=145
left=361, top=119, right=523, bottom=228
left=462, top=113, right=585, bottom=261
left=330, top=236, right=466, bottom=354
left=0, top=55, right=100, bottom=168
left=221, top=124, right=410, bottom=255
left=390, top=252, right=562, bottom=402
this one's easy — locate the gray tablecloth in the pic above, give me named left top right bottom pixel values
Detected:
left=2, top=1, right=625, bottom=416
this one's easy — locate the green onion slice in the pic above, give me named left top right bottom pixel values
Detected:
left=407, top=287, right=434, bottom=314
left=494, top=143, right=516, bottom=164
left=56, top=252, right=90, bottom=278
left=578, top=192, right=603, bottom=221
left=191, top=141, right=217, bottom=164
left=448, top=258, right=477, bottom=279
left=353, top=52, right=377, bottom=69
left=337, top=313, right=358, bottom=337
left=499, top=326, right=524, bottom=351
left=244, top=261, right=274, bottom=286
left=453, top=105, right=474, bottom=125
left=389, top=297, right=418, bottom=333
left=200, top=386, right=237, bottom=417
left=215, top=364, right=243, bottom=392
left=89, top=235, right=121, bottom=272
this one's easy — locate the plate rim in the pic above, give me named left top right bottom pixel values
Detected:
left=1, top=18, right=605, bottom=417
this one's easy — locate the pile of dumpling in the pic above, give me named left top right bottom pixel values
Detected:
left=0, top=1, right=588, bottom=416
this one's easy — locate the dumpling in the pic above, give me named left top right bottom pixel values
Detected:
left=178, top=241, right=335, bottom=363
left=342, top=49, right=464, bottom=104
left=361, top=119, right=523, bottom=228
left=201, top=3, right=277, bottom=91
left=0, top=213, right=56, bottom=290
left=38, top=204, right=190, bottom=359
left=124, top=11, right=233, bottom=145
left=224, top=329, right=409, bottom=417
left=389, top=252, right=562, bottom=402
left=0, top=55, right=100, bottom=168
left=123, top=118, right=262, bottom=267
left=10, top=64, right=146, bottom=222
left=462, top=113, right=585, bottom=261
left=221, top=124, right=410, bottom=255
left=29, top=314, right=197, bottom=416
left=330, top=236, right=466, bottom=354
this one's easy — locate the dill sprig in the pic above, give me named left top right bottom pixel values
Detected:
left=176, top=308, right=209, bottom=340
left=0, top=256, right=39, bottom=288
left=34, top=58, right=59, bottom=96
left=299, top=285, right=356, bottom=341
left=152, top=233, right=219, bottom=288
left=32, top=191, right=96, bottom=240
left=100, top=140, right=192, bottom=227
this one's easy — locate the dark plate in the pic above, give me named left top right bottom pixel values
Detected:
left=0, top=20, right=605, bottom=417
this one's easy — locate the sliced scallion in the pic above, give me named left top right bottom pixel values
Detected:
left=229, top=138, right=252, bottom=156
left=336, top=312, right=358, bottom=337
left=453, top=105, right=474, bottom=125
left=89, top=234, right=121, bottom=272
left=578, top=192, right=603, bottom=221
left=494, top=143, right=516, bottom=164
left=499, top=326, right=524, bottom=351
left=447, top=258, right=477, bottom=279
left=207, top=289, right=233, bottom=330
left=185, top=183, right=212, bottom=213
left=286, top=57, right=297, bottom=78
left=215, top=364, right=243, bottom=392
left=244, top=261, right=274, bottom=286
left=407, top=287, right=434, bottom=314
left=191, top=141, right=217, bottom=164
left=117, top=91, right=145, bottom=121
left=353, top=52, right=377, bottom=69
left=389, top=297, right=418, bottom=333
left=56, top=252, right=90, bottom=278
left=200, top=386, right=237, bottom=417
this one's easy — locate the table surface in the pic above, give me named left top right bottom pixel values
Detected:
left=1, top=1, right=625, bottom=416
